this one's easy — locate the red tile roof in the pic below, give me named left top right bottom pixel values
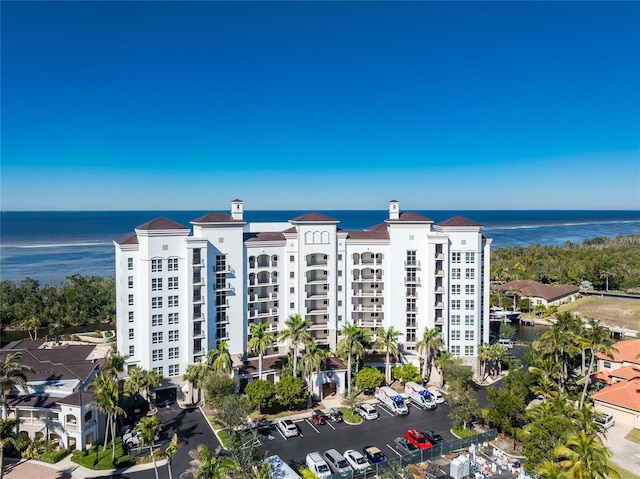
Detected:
left=136, top=217, right=190, bottom=231
left=386, top=212, right=433, bottom=223
left=592, top=377, right=640, bottom=412
left=610, top=365, right=640, bottom=381
left=437, top=215, right=482, bottom=227
left=191, top=212, right=244, bottom=223
left=596, top=339, right=640, bottom=363
left=290, top=212, right=339, bottom=222
left=494, top=280, right=579, bottom=302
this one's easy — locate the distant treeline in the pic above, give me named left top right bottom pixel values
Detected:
left=0, top=275, right=115, bottom=335
left=490, top=234, right=640, bottom=290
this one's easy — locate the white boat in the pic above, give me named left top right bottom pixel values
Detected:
left=490, top=307, right=521, bottom=321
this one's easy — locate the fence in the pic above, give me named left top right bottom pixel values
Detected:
left=327, top=429, right=498, bottom=479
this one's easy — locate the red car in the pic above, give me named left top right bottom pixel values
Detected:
left=404, top=429, right=432, bottom=450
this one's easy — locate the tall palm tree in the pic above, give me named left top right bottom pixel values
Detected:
left=90, top=373, right=124, bottom=460
left=337, top=323, right=367, bottom=395
left=579, top=318, right=616, bottom=409
left=101, top=352, right=124, bottom=378
left=278, top=314, right=311, bottom=378
left=248, top=322, right=275, bottom=380
left=554, top=431, right=619, bottom=479
left=529, top=355, right=562, bottom=399
left=137, top=416, right=161, bottom=479
left=415, top=327, right=442, bottom=381
left=183, top=362, right=206, bottom=405
left=207, top=340, right=233, bottom=375
left=300, top=339, right=327, bottom=397
left=477, top=343, right=492, bottom=381
left=374, top=326, right=402, bottom=384
left=536, top=459, right=569, bottom=479
left=163, top=433, right=179, bottom=479
left=180, top=444, right=238, bottom=479
left=0, top=352, right=34, bottom=419
left=0, top=418, right=20, bottom=479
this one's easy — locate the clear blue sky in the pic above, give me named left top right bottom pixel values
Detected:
left=2, top=1, right=639, bottom=211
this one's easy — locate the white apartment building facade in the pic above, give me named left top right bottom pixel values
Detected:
left=114, top=200, right=491, bottom=387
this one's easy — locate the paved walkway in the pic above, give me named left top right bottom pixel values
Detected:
left=602, top=423, right=640, bottom=474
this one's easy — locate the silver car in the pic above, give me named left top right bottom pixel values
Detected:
left=394, top=436, right=419, bottom=455
left=343, top=449, right=371, bottom=473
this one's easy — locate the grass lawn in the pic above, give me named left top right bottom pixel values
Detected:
left=452, top=426, right=478, bottom=438
left=612, top=463, right=640, bottom=479
left=625, top=428, right=640, bottom=445
left=558, top=296, right=640, bottom=331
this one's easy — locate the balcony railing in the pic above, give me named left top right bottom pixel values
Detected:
left=435, top=270, right=445, bottom=277
left=249, top=292, right=278, bottom=302
left=404, top=260, right=421, bottom=267
left=193, top=296, right=205, bottom=304
left=215, top=282, right=234, bottom=292
left=404, top=277, right=421, bottom=284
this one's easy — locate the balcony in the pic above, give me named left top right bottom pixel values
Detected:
left=352, top=289, right=382, bottom=297
left=435, top=270, right=445, bottom=277
left=404, top=260, right=421, bottom=267
left=434, top=286, right=444, bottom=293
left=352, top=305, right=381, bottom=313
left=217, top=300, right=229, bottom=308
left=434, top=302, right=444, bottom=309
left=215, top=264, right=233, bottom=274
left=193, top=296, right=205, bottom=304
left=435, top=317, right=444, bottom=326
left=352, top=275, right=382, bottom=283
left=193, top=314, right=205, bottom=321
left=306, top=259, right=328, bottom=267
left=249, top=308, right=278, bottom=319
left=305, top=290, right=328, bottom=300
left=404, top=277, right=421, bottom=284
left=215, top=282, right=234, bottom=292
left=357, top=319, right=382, bottom=329
left=193, top=329, right=205, bottom=339
left=306, top=307, right=328, bottom=315
left=306, top=277, right=329, bottom=285
left=306, top=319, right=328, bottom=330
left=249, top=292, right=278, bottom=302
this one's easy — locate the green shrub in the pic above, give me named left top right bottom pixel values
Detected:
left=69, top=438, right=134, bottom=470
left=41, top=449, right=68, bottom=464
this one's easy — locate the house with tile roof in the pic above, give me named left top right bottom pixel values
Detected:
left=592, top=377, right=640, bottom=428
left=114, top=200, right=491, bottom=401
left=0, top=340, right=104, bottom=451
left=493, top=279, right=580, bottom=307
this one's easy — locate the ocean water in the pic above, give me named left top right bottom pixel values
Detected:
left=1, top=210, right=639, bottom=285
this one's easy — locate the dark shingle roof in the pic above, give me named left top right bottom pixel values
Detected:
left=244, top=232, right=286, bottom=242
left=58, top=391, right=95, bottom=406
left=386, top=212, right=433, bottom=223
left=290, top=212, right=339, bottom=223
left=346, top=230, right=389, bottom=240
left=136, top=217, right=190, bottom=231
left=437, top=215, right=482, bottom=227
left=191, top=212, right=244, bottom=224
left=494, top=280, right=579, bottom=302
left=113, top=232, right=139, bottom=245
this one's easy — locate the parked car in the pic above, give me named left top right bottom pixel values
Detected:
left=123, top=430, right=159, bottom=448
left=404, top=429, right=432, bottom=450
left=394, top=437, right=419, bottom=455
left=276, top=419, right=299, bottom=438
left=305, top=452, right=331, bottom=479
left=427, top=387, right=445, bottom=404
left=323, top=449, right=353, bottom=474
left=594, top=413, right=615, bottom=430
left=355, top=403, right=379, bottom=420
left=328, top=407, right=343, bottom=422
left=422, top=430, right=443, bottom=444
left=362, top=445, right=387, bottom=464
left=343, top=449, right=371, bottom=473
left=311, top=409, right=327, bottom=425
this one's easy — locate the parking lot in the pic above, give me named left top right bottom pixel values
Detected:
left=256, top=399, right=456, bottom=469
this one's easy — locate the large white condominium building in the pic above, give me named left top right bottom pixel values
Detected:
left=114, top=200, right=492, bottom=385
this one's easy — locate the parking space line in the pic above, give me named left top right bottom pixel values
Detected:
left=325, top=420, right=336, bottom=431
left=305, top=419, right=320, bottom=433
left=378, top=404, right=394, bottom=416
left=275, top=428, right=287, bottom=441
left=386, top=444, right=402, bottom=457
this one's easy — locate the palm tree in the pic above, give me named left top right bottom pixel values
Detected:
left=0, top=435, right=16, bottom=479
left=248, top=322, right=275, bottom=380
left=528, top=356, right=562, bottom=399
left=180, top=444, right=238, bottom=479
left=278, top=314, right=311, bottom=378
left=0, top=352, right=34, bottom=419
left=536, top=459, right=569, bottom=479
left=137, top=416, right=161, bottom=479
left=554, top=431, right=619, bottom=479
left=183, top=362, right=206, bottom=405
left=0, top=418, right=20, bottom=479
left=579, top=318, right=616, bottom=409
left=300, top=339, right=327, bottom=398
left=90, top=373, right=125, bottom=460
left=101, top=352, right=124, bottom=378
left=207, top=340, right=233, bottom=375
left=374, top=326, right=402, bottom=384
left=337, top=323, right=367, bottom=395
left=477, top=343, right=492, bottom=381
left=415, top=327, right=442, bottom=382
left=163, top=433, right=179, bottom=479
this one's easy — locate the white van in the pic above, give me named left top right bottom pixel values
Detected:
left=594, top=413, right=615, bottom=430
left=427, top=387, right=445, bottom=404
left=498, top=338, right=514, bottom=349
left=305, top=452, right=331, bottom=478
left=404, top=381, right=437, bottom=410
left=323, top=449, right=353, bottom=474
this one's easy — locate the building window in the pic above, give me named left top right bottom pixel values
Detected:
left=452, top=268, right=461, bottom=279
left=168, top=313, right=179, bottom=324
left=153, top=366, right=164, bottom=375
left=451, top=330, right=460, bottom=340
left=152, top=349, right=163, bottom=361
left=152, top=258, right=163, bottom=272
left=127, top=258, right=133, bottom=270
left=168, top=330, right=179, bottom=342
left=128, top=345, right=134, bottom=356
left=128, top=276, right=134, bottom=288
left=152, top=278, right=163, bottom=291
left=128, top=329, right=134, bottom=340
left=451, top=345, right=460, bottom=356
left=168, top=258, right=178, bottom=271
left=152, top=297, right=163, bottom=309
left=152, top=314, right=163, bottom=327
left=451, top=315, right=461, bottom=326
left=465, top=315, right=474, bottom=326
left=290, top=255, right=294, bottom=262
left=406, top=330, right=416, bottom=342
left=465, top=300, right=475, bottom=310
left=465, top=285, right=475, bottom=295
left=128, top=294, right=134, bottom=306
left=289, top=287, right=295, bottom=294
left=128, top=311, right=134, bottom=323
left=452, top=252, right=461, bottom=263
left=603, top=361, right=611, bottom=369
left=464, top=345, right=475, bottom=356
left=168, top=364, right=180, bottom=377
left=168, top=277, right=178, bottom=290
left=465, top=268, right=475, bottom=280
left=152, top=332, right=163, bottom=344
left=451, top=285, right=461, bottom=295
left=168, top=296, right=179, bottom=307
left=465, top=252, right=475, bottom=263
left=451, top=300, right=461, bottom=310
left=193, top=249, right=201, bottom=264
left=169, top=347, right=179, bottom=359
left=465, top=330, right=475, bottom=341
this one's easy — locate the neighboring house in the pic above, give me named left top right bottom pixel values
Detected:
left=114, top=199, right=492, bottom=399
left=592, top=339, right=640, bottom=428
left=493, top=279, right=579, bottom=307
left=1, top=340, right=104, bottom=451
